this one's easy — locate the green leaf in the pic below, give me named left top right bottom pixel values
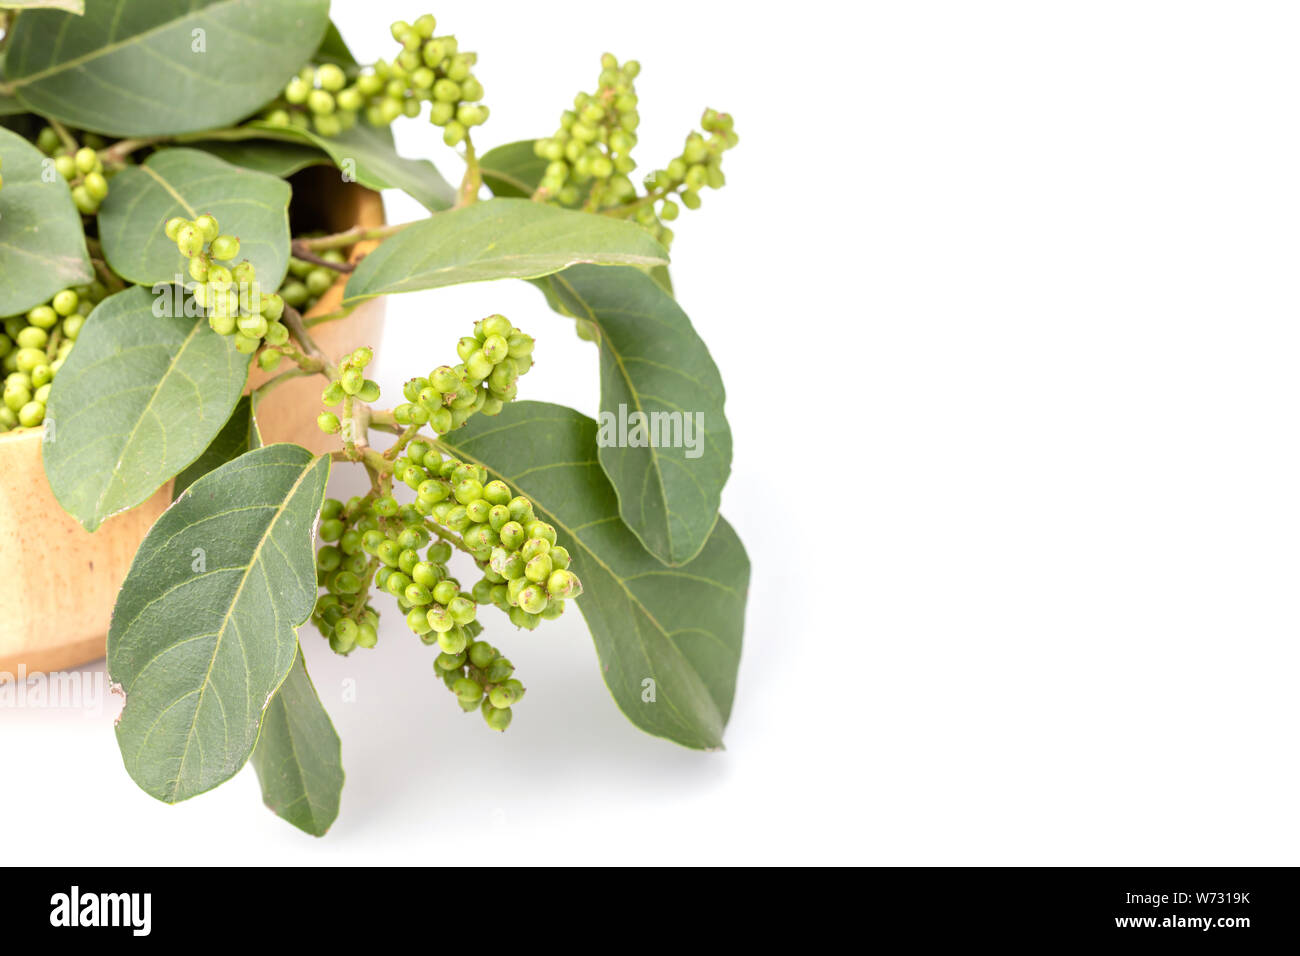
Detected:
left=479, top=139, right=674, bottom=297
left=479, top=139, right=549, bottom=199
left=0, top=1, right=83, bottom=12
left=0, top=126, right=93, bottom=315
left=243, top=121, right=456, bottom=213
left=342, top=198, right=668, bottom=303
left=251, top=646, right=343, bottom=837
left=172, top=395, right=260, bottom=500
left=109, top=444, right=330, bottom=803
left=313, top=20, right=358, bottom=68
left=97, top=147, right=292, bottom=289
left=3, top=0, right=330, bottom=137
left=43, top=286, right=249, bottom=531
left=188, top=139, right=329, bottom=178
left=441, top=402, right=749, bottom=751
left=539, top=266, right=731, bottom=566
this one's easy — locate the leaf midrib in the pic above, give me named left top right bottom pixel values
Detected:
left=9, top=0, right=242, bottom=89
left=163, top=455, right=321, bottom=801
left=550, top=271, right=680, bottom=562
left=92, top=317, right=204, bottom=524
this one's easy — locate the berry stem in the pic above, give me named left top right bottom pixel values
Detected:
left=384, top=423, right=421, bottom=461
left=423, top=519, right=470, bottom=555
left=90, top=258, right=125, bottom=293
left=602, top=186, right=678, bottom=218
left=457, top=135, right=482, bottom=208
left=47, top=118, right=79, bottom=153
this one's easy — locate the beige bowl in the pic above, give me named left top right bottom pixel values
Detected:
left=0, top=175, right=386, bottom=678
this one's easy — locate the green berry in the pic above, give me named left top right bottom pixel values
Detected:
left=210, top=234, right=240, bottom=261
left=52, top=289, right=79, bottom=316
left=437, top=627, right=467, bottom=655
left=176, top=225, right=203, bottom=259
left=482, top=703, right=512, bottom=732
left=452, top=677, right=482, bottom=703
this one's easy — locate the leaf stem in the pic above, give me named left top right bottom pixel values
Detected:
left=252, top=366, right=310, bottom=397
left=302, top=305, right=356, bottom=329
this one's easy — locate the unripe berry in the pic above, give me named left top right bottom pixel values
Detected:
left=438, top=627, right=467, bottom=655
left=176, top=225, right=203, bottom=259
left=453, top=677, right=483, bottom=703
left=210, top=234, right=240, bottom=261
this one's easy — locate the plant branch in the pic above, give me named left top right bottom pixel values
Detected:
left=457, top=134, right=482, bottom=207
left=295, top=222, right=412, bottom=252
left=290, top=240, right=355, bottom=273
left=603, top=186, right=677, bottom=218
left=423, top=519, right=470, bottom=554
left=280, top=304, right=336, bottom=377
left=98, top=137, right=158, bottom=167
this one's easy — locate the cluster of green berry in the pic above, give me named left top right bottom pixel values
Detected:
left=1, top=284, right=104, bottom=431
left=534, top=53, right=642, bottom=208
left=390, top=314, right=533, bottom=435
left=389, top=441, right=583, bottom=631
left=278, top=252, right=347, bottom=315
left=33, top=126, right=110, bottom=215
left=163, top=214, right=286, bottom=355
left=373, top=14, right=489, bottom=146
left=311, top=494, right=386, bottom=653
left=532, top=57, right=737, bottom=248
left=262, top=15, right=488, bottom=146
left=436, top=638, right=524, bottom=732
left=312, top=484, right=525, bottom=731
left=317, top=347, right=381, bottom=434
left=262, top=63, right=364, bottom=138
left=638, top=108, right=739, bottom=238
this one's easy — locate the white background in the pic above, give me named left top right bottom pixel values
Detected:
left=5, top=0, right=1300, bottom=865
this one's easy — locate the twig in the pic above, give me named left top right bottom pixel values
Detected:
left=280, top=304, right=336, bottom=377
left=290, top=240, right=355, bottom=273
left=294, top=222, right=412, bottom=252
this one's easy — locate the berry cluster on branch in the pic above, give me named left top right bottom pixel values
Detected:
left=261, top=13, right=488, bottom=147
left=34, top=125, right=111, bottom=214
left=165, top=213, right=287, bottom=355
left=1, top=283, right=104, bottom=431
left=389, top=313, right=533, bottom=435
left=532, top=55, right=738, bottom=248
